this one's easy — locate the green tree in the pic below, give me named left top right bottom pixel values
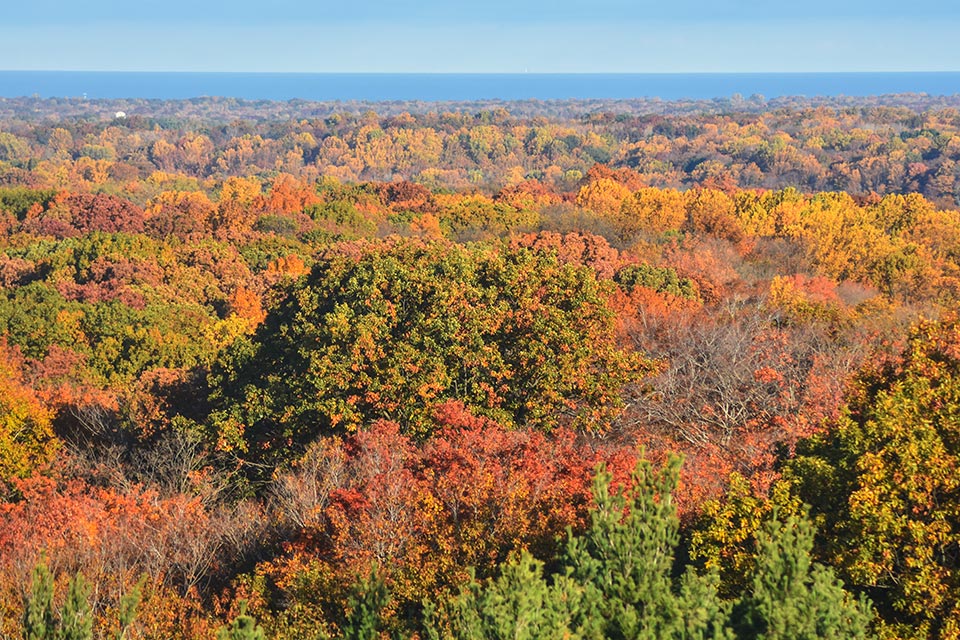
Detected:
left=208, top=240, right=648, bottom=467
left=23, top=561, right=54, bottom=640
left=217, top=602, right=266, bottom=640
left=115, top=578, right=143, bottom=640
left=563, top=456, right=730, bottom=640
left=437, top=553, right=580, bottom=640
left=22, top=566, right=98, bottom=640
left=430, top=456, right=731, bottom=640
left=429, top=455, right=873, bottom=640
left=787, top=318, right=960, bottom=638
left=733, top=515, right=873, bottom=640
left=59, top=574, right=92, bottom=640
left=343, top=566, right=390, bottom=640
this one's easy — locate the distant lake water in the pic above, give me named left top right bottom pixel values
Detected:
left=1, top=71, right=959, bottom=101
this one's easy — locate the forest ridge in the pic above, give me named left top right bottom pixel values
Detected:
left=2, top=97, right=960, bottom=638
left=2, top=95, right=960, bottom=204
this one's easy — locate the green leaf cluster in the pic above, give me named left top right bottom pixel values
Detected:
left=615, top=262, right=700, bottom=300
left=209, top=239, right=650, bottom=465
left=429, top=456, right=872, bottom=640
left=22, top=564, right=93, bottom=640
left=787, top=318, right=960, bottom=638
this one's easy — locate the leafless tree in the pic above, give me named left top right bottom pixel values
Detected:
left=626, top=302, right=865, bottom=452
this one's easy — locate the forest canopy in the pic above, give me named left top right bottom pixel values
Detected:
left=2, top=95, right=960, bottom=638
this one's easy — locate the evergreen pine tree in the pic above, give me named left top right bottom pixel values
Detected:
left=441, top=552, right=578, bottom=640
left=23, top=561, right=55, bottom=640
left=734, top=514, right=873, bottom=640
left=564, top=455, right=730, bottom=639
left=59, top=573, right=92, bottom=640
left=115, top=578, right=143, bottom=640
left=217, top=602, right=266, bottom=640
left=343, top=565, right=390, bottom=640
left=674, top=569, right=735, bottom=640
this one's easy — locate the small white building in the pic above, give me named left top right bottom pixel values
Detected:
left=114, top=111, right=127, bottom=119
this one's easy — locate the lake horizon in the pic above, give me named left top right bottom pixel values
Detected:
left=2, top=70, right=959, bottom=102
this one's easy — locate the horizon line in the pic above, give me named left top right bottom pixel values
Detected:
left=4, top=69, right=960, bottom=75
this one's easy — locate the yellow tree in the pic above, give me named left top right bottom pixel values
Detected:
left=617, top=187, right=686, bottom=238
left=789, top=318, right=960, bottom=639
left=0, top=341, right=57, bottom=493
left=576, top=177, right=632, bottom=218
left=683, top=188, right=743, bottom=241
left=213, top=177, right=263, bottom=233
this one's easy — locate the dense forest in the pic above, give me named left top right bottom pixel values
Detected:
left=3, top=95, right=960, bottom=638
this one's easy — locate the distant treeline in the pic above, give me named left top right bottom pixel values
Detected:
left=3, top=97, right=960, bottom=206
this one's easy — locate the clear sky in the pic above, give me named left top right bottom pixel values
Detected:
left=2, top=0, right=958, bottom=72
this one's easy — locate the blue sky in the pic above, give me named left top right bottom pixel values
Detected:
left=2, top=0, right=958, bottom=72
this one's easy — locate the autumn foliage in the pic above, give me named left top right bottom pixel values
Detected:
left=3, top=96, right=960, bottom=638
